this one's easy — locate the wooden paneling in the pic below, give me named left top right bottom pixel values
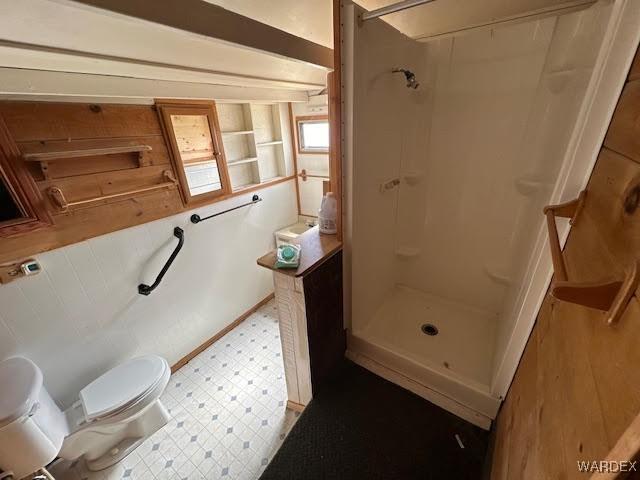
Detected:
left=0, top=100, right=297, bottom=264
left=0, top=187, right=183, bottom=263
left=20, top=137, right=170, bottom=179
left=0, top=101, right=183, bottom=264
left=1, top=103, right=162, bottom=142
left=604, top=81, right=640, bottom=164
left=491, top=62, right=640, bottom=478
left=628, top=49, right=640, bottom=82
left=169, top=113, right=216, bottom=163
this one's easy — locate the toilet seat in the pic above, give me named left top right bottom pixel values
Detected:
left=0, top=355, right=171, bottom=475
left=80, top=355, right=169, bottom=421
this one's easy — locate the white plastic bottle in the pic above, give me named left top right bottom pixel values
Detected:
left=318, top=192, right=337, bottom=234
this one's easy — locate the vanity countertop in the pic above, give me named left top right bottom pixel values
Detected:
left=257, top=226, right=342, bottom=278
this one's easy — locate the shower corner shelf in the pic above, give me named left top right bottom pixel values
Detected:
left=515, top=177, right=551, bottom=196
left=544, top=190, right=640, bottom=325
left=484, top=266, right=512, bottom=286
left=380, top=177, right=400, bottom=193
left=403, top=171, right=424, bottom=186
left=395, top=246, right=420, bottom=258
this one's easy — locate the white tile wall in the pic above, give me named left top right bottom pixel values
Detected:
left=49, top=300, right=299, bottom=480
left=0, top=180, right=297, bottom=408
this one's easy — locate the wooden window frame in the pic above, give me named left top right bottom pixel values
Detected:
left=0, top=115, right=52, bottom=238
left=295, top=115, right=330, bottom=155
left=156, top=101, right=232, bottom=207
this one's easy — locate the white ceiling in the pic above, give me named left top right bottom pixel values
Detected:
left=0, top=0, right=330, bottom=98
left=203, top=0, right=334, bottom=48
left=354, top=0, right=597, bottom=39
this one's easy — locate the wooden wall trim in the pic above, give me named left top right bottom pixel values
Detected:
left=331, top=0, right=343, bottom=242
left=171, top=293, right=275, bottom=374
left=0, top=115, right=52, bottom=237
left=155, top=100, right=232, bottom=206
left=288, top=103, right=302, bottom=216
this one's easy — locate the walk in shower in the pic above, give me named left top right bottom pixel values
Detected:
left=344, top=0, right=621, bottom=427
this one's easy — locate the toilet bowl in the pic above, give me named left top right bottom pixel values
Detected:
left=0, top=355, right=171, bottom=477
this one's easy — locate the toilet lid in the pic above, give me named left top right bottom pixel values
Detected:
left=80, top=355, right=167, bottom=421
left=0, top=357, right=43, bottom=428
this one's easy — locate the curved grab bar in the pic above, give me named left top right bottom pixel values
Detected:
left=138, top=227, right=184, bottom=296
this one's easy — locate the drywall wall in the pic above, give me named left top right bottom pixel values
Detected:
left=0, top=180, right=297, bottom=408
left=292, top=99, right=330, bottom=217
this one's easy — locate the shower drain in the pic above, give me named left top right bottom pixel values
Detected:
left=421, top=323, right=439, bottom=336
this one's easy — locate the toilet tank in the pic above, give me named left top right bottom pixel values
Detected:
left=0, top=357, right=68, bottom=479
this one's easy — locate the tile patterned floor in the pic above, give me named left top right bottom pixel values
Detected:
left=50, top=300, right=298, bottom=480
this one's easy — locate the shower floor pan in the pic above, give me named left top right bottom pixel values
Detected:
left=347, top=285, right=501, bottom=429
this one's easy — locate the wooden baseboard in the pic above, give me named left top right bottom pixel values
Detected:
left=171, top=293, right=275, bottom=373
left=286, top=400, right=306, bottom=413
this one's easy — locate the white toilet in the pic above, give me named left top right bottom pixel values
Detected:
left=0, top=355, right=171, bottom=478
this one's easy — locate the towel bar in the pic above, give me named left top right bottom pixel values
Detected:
left=544, top=190, right=640, bottom=324
left=190, top=194, right=261, bottom=224
left=48, top=170, right=177, bottom=211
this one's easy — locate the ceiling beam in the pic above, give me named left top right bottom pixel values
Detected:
left=0, top=41, right=326, bottom=91
left=70, top=0, right=334, bottom=69
left=0, top=68, right=310, bottom=103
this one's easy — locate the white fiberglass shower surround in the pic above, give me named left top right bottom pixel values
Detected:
left=344, top=0, right=640, bottom=428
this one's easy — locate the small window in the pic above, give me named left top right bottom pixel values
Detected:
left=0, top=117, right=52, bottom=237
left=296, top=116, right=329, bottom=154
left=0, top=176, right=23, bottom=223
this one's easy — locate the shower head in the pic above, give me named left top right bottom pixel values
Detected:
left=392, top=68, right=420, bottom=89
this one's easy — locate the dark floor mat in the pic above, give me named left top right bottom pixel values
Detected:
left=260, top=361, right=489, bottom=480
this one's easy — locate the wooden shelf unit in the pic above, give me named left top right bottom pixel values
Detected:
left=257, top=140, right=284, bottom=147
left=217, top=103, right=293, bottom=191
left=23, top=143, right=153, bottom=179
left=221, top=130, right=254, bottom=136
left=227, top=157, right=259, bottom=166
left=48, top=170, right=178, bottom=212
left=544, top=190, right=640, bottom=324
